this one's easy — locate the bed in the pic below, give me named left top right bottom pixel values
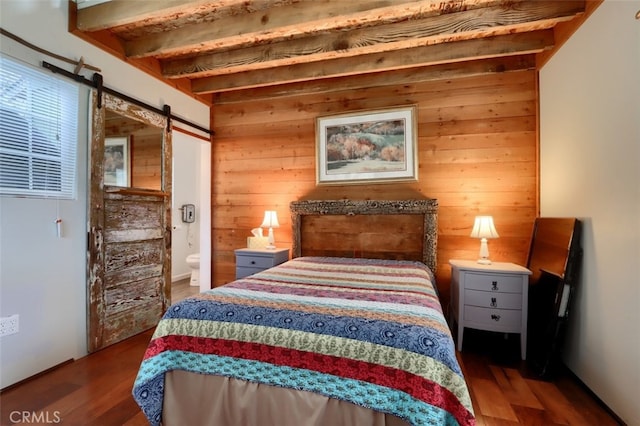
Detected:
left=133, top=199, right=475, bottom=426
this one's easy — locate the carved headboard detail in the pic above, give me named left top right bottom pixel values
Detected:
left=290, top=199, right=438, bottom=273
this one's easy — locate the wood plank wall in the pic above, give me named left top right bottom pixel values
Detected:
left=211, top=70, right=538, bottom=305
left=131, top=134, right=163, bottom=190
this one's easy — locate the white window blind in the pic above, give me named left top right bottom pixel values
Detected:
left=0, top=55, right=79, bottom=199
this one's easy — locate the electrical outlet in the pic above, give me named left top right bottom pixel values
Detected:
left=0, top=314, right=19, bottom=337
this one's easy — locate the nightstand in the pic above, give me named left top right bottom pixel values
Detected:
left=235, top=248, right=290, bottom=279
left=449, top=259, right=532, bottom=360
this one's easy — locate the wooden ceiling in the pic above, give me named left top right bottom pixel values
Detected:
left=70, top=0, right=601, bottom=105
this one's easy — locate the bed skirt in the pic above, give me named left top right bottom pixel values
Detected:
left=163, top=370, right=411, bottom=426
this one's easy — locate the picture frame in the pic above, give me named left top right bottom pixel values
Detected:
left=104, top=136, right=130, bottom=187
left=316, top=105, right=418, bottom=185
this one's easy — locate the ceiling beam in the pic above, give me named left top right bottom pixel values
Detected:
left=192, top=30, right=554, bottom=94
left=122, top=0, right=507, bottom=59
left=162, top=1, right=582, bottom=79
left=213, top=55, right=536, bottom=104
left=76, top=0, right=257, bottom=31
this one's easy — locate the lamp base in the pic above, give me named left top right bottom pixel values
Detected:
left=265, top=227, right=276, bottom=250
left=477, top=238, right=492, bottom=265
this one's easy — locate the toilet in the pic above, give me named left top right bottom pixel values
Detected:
left=186, top=253, right=200, bottom=287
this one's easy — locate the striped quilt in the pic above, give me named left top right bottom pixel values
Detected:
left=133, top=257, right=475, bottom=426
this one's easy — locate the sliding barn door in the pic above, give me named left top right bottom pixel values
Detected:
left=87, top=91, right=172, bottom=352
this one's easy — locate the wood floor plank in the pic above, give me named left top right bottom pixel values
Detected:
left=0, top=381, right=81, bottom=416
left=511, top=404, right=561, bottom=426
left=474, top=413, right=520, bottom=425
left=457, top=354, right=484, bottom=419
left=121, top=409, right=153, bottom=426
left=554, top=374, right=621, bottom=426
left=171, top=277, right=201, bottom=301
left=459, top=348, right=496, bottom=380
left=91, top=394, right=142, bottom=426
left=526, top=378, right=591, bottom=425
left=490, top=366, right=544, bottom=409
left=470, top=377, right=519, bottom=422
left=57, top=371, right=137, bottom=424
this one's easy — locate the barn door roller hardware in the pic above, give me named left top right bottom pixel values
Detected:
left=42, top=61, right=214, bottom=136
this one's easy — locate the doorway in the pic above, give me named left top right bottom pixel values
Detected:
left=171, top=132, right=211, bottom=294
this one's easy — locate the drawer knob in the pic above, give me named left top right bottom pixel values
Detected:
left=491, top=314, right=501, bottom=322
left=490, top=297, right=497, bottom=307
left=251, top=261, right=256, bottom=265
left=491, top=281, right=498, bottom=291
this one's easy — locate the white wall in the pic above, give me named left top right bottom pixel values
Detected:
left=539, top=1, right=640, bottom=424
left=0, top=0, right=210, bottom=388
left=172, top=133, right=202, bottom=282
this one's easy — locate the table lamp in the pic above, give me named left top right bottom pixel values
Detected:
left=470, top=215, right=499, bottom=264
left=260, top=210, right=280, bottom=249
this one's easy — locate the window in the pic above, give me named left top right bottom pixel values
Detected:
left=0, top=55, right=79, bottom=199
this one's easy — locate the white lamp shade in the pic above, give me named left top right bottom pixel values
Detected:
left=470, top=216, right=499, bottom=239
left=260, top=211, right=280, bottom=229
left=470, top=216, right=498, bottom=264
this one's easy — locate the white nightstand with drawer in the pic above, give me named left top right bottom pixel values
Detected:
left=235, top=248, right=290, bottom=279
left=449, top=259, right=531, bottom=360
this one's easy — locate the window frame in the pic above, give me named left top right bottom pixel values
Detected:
left=0, top=54, right=79, bottom=199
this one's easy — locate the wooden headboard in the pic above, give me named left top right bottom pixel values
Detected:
left=290, top=199, right=438, bottom=273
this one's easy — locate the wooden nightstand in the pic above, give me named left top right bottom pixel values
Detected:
left=449, top=259, right=532, bottom=360
left=235, top=248, right=290, bottom=279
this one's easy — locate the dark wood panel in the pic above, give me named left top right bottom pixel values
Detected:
left=102, top=299, right=162, bottom=347
left=300, top=215, right=424, bottom=261
left=104, top=199, right=163, bottom=230
left=526, top=218, right=581, bottom=284
left=291, top=200, right=438, bottom=274
left=104, top=264, right=163, bottom=287
left=104, top=239, right=164, bottom=273
left=105, top=276, right=162, bottom=314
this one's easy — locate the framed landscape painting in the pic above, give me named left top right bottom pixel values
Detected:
left=316, top=106, right=417, bottom=185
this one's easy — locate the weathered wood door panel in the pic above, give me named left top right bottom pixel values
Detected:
left=88, top=91, right=171, bottom=352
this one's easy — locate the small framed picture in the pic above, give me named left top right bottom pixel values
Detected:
left=104, top=137, right=130, bottom=187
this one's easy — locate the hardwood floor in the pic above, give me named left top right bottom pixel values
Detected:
left=0, top=282, right=622, bottom=425
left=170, top=277, right=200, bottom=303
left=457, top=329, right=622, bottom=425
